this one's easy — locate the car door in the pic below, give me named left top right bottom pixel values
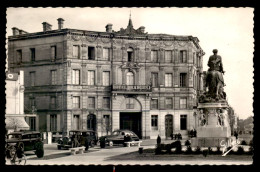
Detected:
left=118, top=131, right=125, bottom=144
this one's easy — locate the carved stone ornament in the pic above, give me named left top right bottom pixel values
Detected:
left=101, top=37, right=110, bottom=43
left=163, top=41, right=173, bottom=46
left=177, top=41, right=187, bottom=47
left=71, top=35, right=81, bottom=41
left=86, top=35, right=97, bottom=42
left=149, top=40, right=158, bottom=46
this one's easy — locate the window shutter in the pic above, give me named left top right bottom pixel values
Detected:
left=174, top=97, right=180, bottom=109
left=82, top=46, right=88, bottom=59
left=47, top=114, right=50, bottom=131
left=159, top=97, right=165, bottom=109
left=57, top=114, right=61, bottom=132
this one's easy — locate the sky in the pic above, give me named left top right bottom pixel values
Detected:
left=6, top=7, right=254, bottom=119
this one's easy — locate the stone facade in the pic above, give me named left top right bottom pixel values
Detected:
left=8, top=18, right=204, bottom=139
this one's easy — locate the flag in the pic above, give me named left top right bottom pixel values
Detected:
left=113, top=166, right=115, bottom=172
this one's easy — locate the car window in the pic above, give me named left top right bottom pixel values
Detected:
left=30, top=134, right=39, bottom=139
left=8, top=134, right=21, bottom=139
left=22, top=135, right=30, bottom=139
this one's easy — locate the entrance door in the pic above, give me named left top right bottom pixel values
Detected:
left=165, top=114, right=173, bottom=139
left=120, top=112, right=142, bottom=138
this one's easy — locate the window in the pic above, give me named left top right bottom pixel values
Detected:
left=30, top=72, right=35, bottom=86
left=87, top=114, right=96, bottom=131
left=88, top=70, right=95, bottom=85
left=126, top=98, right=134, bottom=109
left=165, top=50, right=172, bottom=63
left=50, top=96, right=56, bottom=109
left=73, top=115, right=80, bottom=130
left=166, top=98, right=173, bottom=109
left=180, top=73, right=187, bottom=87
left=50, top=114, right=57, bottom=131
left=88, top=47, right=95, bottom=60
left=29, top=117, right=36, bottom=131
left=103, top=97, right=110, bottom=109
left=103, top=71, right=110, bottom=86
left=72, top=69, right=80, bottom=85
left=151, top=50, right=158, bottom=62
left=151, top=115, right=158, bottom=129
left=29, top=98, right=36, bottom=110
left=180, top=98, right=187, bottom=109
left=17, top=50, right=22, bottom=63
left=73, top=45, right=80, bottom=59
left=180, top=50, right=187, bottom=63
left=151, top=73, right=158, bottom=87
left=30, top=48, right=35, bottom=62
left=127, top=48, right=133, bottom=62
left=165, top=73, right=172, bottom=87
left=73, top=96, right=80, bottom=108
left=151, top=99, right=158, bottom=109
left=103, top=48, right=110, bottom=60
left=180, top=115, right=187, bottom=130
left=88, top=97, right=95, bottom=109
left=126, top=72, right=134, bottom=85
left=51, top=46, right=57, bottom=61
left=51, top=70, right=57, bottom=85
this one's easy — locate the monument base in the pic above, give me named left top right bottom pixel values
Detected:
left=191, top=137, right=235, bottom=147
left=197, top=126, right=231, bottom=138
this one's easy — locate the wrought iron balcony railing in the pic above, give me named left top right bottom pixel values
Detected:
left=112, top=85, right=152, bottom=92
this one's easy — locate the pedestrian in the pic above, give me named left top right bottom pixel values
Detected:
left=157, top=135, right=161, bottom=145
left=170, top=133, right=174, bottom=140
left=234, top=131, right=238, bottom=142
left=175, top=133, right=177, bottom=140
left=194, top=129, right=197, bottom=137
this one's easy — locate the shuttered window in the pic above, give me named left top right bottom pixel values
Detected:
left=88, top=70, right=95, bottom=85
left=103, top=71, right=110, bottom=86
left=165, top=50, right=172, bottom=63
left=72, top=70, right=80, bottom=85
left=165, top=73, right=172, bottom=87
left=73, top=45, right=80, bottom=59
left=151, top=50, right=158, bottom=62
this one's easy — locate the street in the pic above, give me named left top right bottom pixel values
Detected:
left=5, top=139, right=253, bottom=165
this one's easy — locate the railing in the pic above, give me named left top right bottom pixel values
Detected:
left=112, top=85, right=152, bottom=92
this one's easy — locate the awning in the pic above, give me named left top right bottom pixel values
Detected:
left=5, top=116, right=30, bottom=130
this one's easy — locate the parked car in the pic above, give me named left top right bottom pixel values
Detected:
left=99, top=129, right=139, bottom=146
left=57, top=130, right=98, bottom=150
left=6, top=131, right=44, bottom=158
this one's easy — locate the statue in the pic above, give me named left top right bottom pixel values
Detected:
left=199, top=49, right=227, bottom=102
left=206, top=49, right=225, bottom=100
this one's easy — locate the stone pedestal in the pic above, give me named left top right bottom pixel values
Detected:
left=191, top=102, right=231, bottom=147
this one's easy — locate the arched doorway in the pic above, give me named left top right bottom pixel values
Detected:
left=87, top=114, right=96, bottom=131
left=165, top=114, right=173, bottom=139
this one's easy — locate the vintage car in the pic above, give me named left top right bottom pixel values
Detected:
left=6, top=131, right=44, bottom=158
left=99, top=129, right=139, bottom=146
left=57, top=130, right=98, bottom=150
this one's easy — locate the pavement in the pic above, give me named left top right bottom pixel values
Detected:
left=5, top=139, right=253, bottom=165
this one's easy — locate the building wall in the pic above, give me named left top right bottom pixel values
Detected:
left=8, top=28, right=204, bottom=138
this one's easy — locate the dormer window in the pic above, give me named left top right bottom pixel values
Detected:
left=127, top=48, right=133, bottom=62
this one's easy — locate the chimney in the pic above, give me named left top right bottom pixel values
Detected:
left=12, top=27, right=20, bottom=36
left=105, top=23, right=113, bottom=33
left=139, top=26, right=145, bottom=34
left=57, top=18, right=64, bottom=30
left=42, top=22, right=52, bottom=32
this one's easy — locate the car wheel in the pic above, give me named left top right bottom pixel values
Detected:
left=109, top=141, right=113, bottom=147
left=57, top=145, right=61, bottom=150
left=90, top=140, right=95, bottom=147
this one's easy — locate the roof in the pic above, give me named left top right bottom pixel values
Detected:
left=7, top=131, right=40, bottom=135
left=69, top=129, right=95, bottom=132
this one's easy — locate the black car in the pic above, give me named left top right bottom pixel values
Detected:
left=57, top=130, right=98, bottom=150
left=6, top=131, right=44, bottom=158
left=99, top=129, right=139, bottom=146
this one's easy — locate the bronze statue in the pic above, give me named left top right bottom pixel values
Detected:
left=199, top=49, right=227, bottom=103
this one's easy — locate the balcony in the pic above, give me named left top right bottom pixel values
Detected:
left=112, top=85, right=152, bottom=94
